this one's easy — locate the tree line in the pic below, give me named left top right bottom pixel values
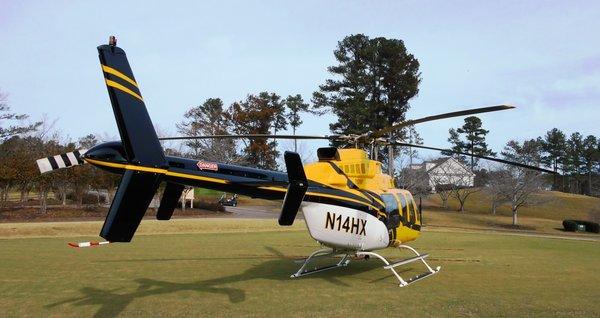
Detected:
left=443, top=116, right=600, bottom=196
left=2, top=33, right=597, bottom=220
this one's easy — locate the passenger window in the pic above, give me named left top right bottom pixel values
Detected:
left=380, top=194, right=400, bottom=229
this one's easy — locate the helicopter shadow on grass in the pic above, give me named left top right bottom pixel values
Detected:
left=46, top=246, right=410, bottom=317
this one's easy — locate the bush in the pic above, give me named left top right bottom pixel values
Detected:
left=580, top=220, right=600, bottom=233
left=562, top=220, right=578, bottom=232
left=562, top=219, right=600, bottom=233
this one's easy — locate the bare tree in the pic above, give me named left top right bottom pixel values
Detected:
left=502, top=139, right=545, bottom=225
left=0, top=89, right=41, bottom=141
left=429, top=177, right=451, bottom=209
left=451, top=184, right=481, bottom=213
left=428, top=157, right=476, bottom=212
left=485, top=169, right=513, bottom=214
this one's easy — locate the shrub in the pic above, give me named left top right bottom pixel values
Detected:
left=562, top=220, right=579, bottom=232
left=562, top=219, right=600, bottom=233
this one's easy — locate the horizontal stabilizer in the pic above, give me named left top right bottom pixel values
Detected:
left=279, top=152, right=308, bottom=226
left=156, top=183, right=185, bottom=220
left=100, top=170, right=162, bottom=242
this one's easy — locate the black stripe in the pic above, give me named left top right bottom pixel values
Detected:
left=73, top=151, right=84, bottom=164
left=327, top=162, right=359, bottom=189
left=358, top=189, right=385, bottom=210
left=303, top=194, right=374, bottom=215
left=104, top=73, right=142, bottom=96
left=60, top=153, right=72, bottom=167
left=47, top=157, right=59, bottom=170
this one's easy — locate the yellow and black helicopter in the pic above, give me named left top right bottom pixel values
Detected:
left=37, top=38, right=553, bottom=286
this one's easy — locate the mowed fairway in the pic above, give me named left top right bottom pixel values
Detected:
left=0, top=219, right=599, bottom=317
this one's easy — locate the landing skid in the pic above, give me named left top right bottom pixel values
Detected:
left=357, top=245, right=441, bottom=287
left=291, top=245, right=441, bottom=287
left=291, top=248, right=351, bottom=278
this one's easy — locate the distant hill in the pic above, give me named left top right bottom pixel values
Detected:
left=425, top=190, right=600, bottom=222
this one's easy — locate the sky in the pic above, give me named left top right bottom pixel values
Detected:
left=1, top=1, right=599, bottom=162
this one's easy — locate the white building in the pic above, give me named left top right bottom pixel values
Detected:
left=409, top=157, right=475, bottom=192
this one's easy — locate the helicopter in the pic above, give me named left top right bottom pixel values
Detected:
left=36, top=37, right=553, bottom=287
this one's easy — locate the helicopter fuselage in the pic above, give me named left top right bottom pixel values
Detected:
left=83, top=142, right=422, bottom=251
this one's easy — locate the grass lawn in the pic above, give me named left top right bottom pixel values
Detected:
left=0, top=219, right=598, bottom=317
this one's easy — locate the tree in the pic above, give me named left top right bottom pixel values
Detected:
left=176, top=98, right=239, bottom=163
left=0, top=89, right=41, bottom=141
left=539, top=128, right=567, bottom=190
left=428, top=158, right=475, bottom=210
left=447, top=116, right=494, bottom=170
left=226, top=92, right=287, bottom=170
left=565, top=132, right=585, bottom=194
left=313, top=34, right=421, bottom=174
left=400, top=125, right=423, bottom=167
left=485, top=169, right=512, bottom=214
left=396, top=125, right=425, bottom=192
left=501, top=139, right=545, bottom=225
left=581, top=135, right=599, bottom=195
left=284, top=94, right=320, bottom=152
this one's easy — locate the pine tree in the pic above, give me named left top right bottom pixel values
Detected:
left=447, top=116, right=494, bottom=170
left=566, top=132, right=585, bottom=194
left=539, top=128, right=567, bottom=190
left=581, top=135, right=599, bottom=195
left=312, top=34, right=421, bottom=168
left=284, top=94, right=321, bottom=152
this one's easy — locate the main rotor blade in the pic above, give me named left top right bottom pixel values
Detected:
left=369, top=105, right=515, bottom=139
left=159, top=134, right=341, bottom=141
left=391, top=141, right=555, bottom=174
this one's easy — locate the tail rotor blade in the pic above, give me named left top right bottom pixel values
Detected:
left=36, top=149, right=87, bottom=174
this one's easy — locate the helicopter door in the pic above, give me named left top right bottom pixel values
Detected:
left=380, top=194, right=400, bottom=229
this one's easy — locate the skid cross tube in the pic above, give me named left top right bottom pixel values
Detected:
left=356, top=244, right=441, bottom=287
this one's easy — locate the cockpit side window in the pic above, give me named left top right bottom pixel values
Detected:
left=405, top=193, right=416, bottom=224
left=380, top=194, right=400, bottom=229
left=396, top=193, right=408, bottom=223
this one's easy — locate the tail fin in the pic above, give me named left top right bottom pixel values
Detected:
left=97, top=41, right=166, bottom=167
left=97, top=38, right=167, bottom=242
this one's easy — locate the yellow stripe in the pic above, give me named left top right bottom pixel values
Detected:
left=257, top=186, right=286, bottom=192
left=102, top=65, right=139, bottom=88
left=85, top=159, right=166, bottom=174
left=105, top=79, right=144, bottom=102
left=166, top=170, right=229, bottom=184
left=84, top=158, right=228, bottom=184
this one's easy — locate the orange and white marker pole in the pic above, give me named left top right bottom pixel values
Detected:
left=68, top=241, right=111, bottom=248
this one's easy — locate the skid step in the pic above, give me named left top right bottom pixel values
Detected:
left=404, top=268, right=440, bottom=286
left=384, top=253, right=429, bottom=269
